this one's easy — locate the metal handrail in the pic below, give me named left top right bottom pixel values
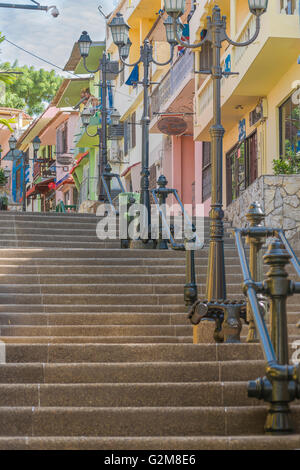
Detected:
left=151, top=176, right=204, bottom=309
left=276, top=229, right=300, bottom=278
left=232, top=205, right=300, bottom=435
left=151, top=187, right=204, bottom=251
left=234, top=229, right=277, bottom=364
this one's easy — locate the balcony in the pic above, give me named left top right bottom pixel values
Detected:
left=194, top=0, right=300, bottom=140
left=150, top=49, right=196, bottom=134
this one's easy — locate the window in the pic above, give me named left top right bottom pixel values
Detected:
left=62, top=123, right=68, bottom=154
left=226, top=132, right=258, bottom=206
left=202, top=142, right=211, bottom=202
left=120, top=62, right=125, bottom=86
left=131, top=112, right=136, bottom=149
left=124, top=120, right=129, bottom=156
left=279, top=95, right=300, bottom=158
left=124, top=113, right=136, bottom=154
left=280, top=0, right=297, bottom=14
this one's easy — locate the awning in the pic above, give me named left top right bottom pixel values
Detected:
left=70, top=151, right=89, bottom=175
left=26, top=178, right=55, bottom=198
left=56, top=176, right=75, bottom=190
left=121, top=162, right=140, bottom=178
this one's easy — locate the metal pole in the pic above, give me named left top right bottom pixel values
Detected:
left=206, top=7, right=226, bottom=302
left=98, top=53, right=108, bottom=202
left=22, top=154, right=26, bottom=212
left=140, top=41, right=151, bottom=240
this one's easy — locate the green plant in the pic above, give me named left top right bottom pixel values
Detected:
left=273, top=145, right=300, bottom=175
left=0, top=168, right=7, bottom=186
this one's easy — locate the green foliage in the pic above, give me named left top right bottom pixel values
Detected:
left=0, top=60, right=63, bottom=116
left=0, top=33, right=17, bottom=131
left=273, top=146, right=300, bottom=175
left=0, top=168, right=8, bottom=186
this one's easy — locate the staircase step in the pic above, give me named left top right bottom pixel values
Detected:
left=2, top=344, right=264, bottom=363
left=0, top=405, right=299, bottom=437
left=0, top=435, right=300, bottom=450
left=0, top=381, right=264, bottom=408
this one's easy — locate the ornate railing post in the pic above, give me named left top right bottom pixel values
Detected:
left=121, top=196, right=136, bottom=249
left=184, top=238, right=198, bottom=308
left=156, top=175, right=171, bottom=250
left=245, top=202, right=267, bottom=342
left=248, top=239, right=300, bottom=434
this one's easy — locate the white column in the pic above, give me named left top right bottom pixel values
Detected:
left=230, top=0, right=237, bottom=38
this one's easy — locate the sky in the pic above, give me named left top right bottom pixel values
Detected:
left=0, top=0, right=119, bottom=76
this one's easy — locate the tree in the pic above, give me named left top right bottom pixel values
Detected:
left=0, top=61, right=63, bottom=116
left=0, top=34, right=17, bottom=131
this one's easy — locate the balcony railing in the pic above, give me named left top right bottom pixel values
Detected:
left=151, top=50, right=194, bottom=116
left=233, top=14, right=257, bottom=67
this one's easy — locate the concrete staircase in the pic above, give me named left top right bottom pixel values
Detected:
left=0, top=211, right=298, bottom=450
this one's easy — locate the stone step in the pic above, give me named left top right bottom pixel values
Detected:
left=0, top=257, right=241, bottom=267
left=0, top=248, right=243, bottom=259
left=0, top=284, right=258, bottom=296
left=0, top=406, right=299, bottom=437
left=0, top=336, right=193, bottom=344
left=0, top=360, right=267, bottom=384
left=0, top=304, right=188, bottom=313
left=0, top=241, right=124, bottom=249
left=0, top=435, right=299, bottom=450
left=0, top=265, right=242, bottom=275
left=2, top=343, right=264, bottom=363
left=0, top=382, right=266, bottom=408
left=0, top=273, right=244, bottom=285
left=0, top=325, right=193, bottom=338
left=0, top=293, right=244, bottom=305
left=0, top=312, right=299, bottom=326
left=0, top=323, right=299, bottom=338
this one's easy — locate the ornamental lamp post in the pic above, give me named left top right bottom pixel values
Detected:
left=78, top=31, right=92, bottom=58
left=108, top=12, right=178, bottom=246
left=163, top=0, right=269, bottom=339
left=109, top=13, right=130, bottom=47
left=8, top=135, right=17, bottom=152
left=78, top=31, right=123, bottom=202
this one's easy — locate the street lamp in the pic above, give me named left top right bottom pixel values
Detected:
left=0, top=2, right=59, bottom=16
left=32, top=136, right=41, bottom=154
left=110, top=109, right=121, bottom=127
left=78, top=31, right=92, bottom=58
left=78, top=31, right=123, bottom=203
left=164, top=0, right=268, bottom=338
left=109, top=13, right=130, bottom=46
left=108, top=13, right=177, bottom=245
left=8, top=135, right=17, bottom=151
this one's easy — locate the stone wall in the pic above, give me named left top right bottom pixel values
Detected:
left=224, top=175, right=300, bottom=242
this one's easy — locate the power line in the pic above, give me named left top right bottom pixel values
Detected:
left=3, top=38, right=81, bottom=78
left=3, top=38, right=139, bottom=101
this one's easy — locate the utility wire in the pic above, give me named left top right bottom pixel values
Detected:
left=3, top=38, right=140, bottom=101
left=3, top=38, right=82, bottom=78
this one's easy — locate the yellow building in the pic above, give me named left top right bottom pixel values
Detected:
left=190, top=0, right=300, bottom=223
left=107, top=0, right=174, bottom=193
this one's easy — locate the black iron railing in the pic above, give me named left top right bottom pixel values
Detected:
left=101, top=163, right=125, bottom=215
left=234, top=202, right=300, bottom=434
left=151, top=175, right=204, bottom=309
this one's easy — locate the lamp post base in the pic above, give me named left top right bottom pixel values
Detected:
left=188, top=300, right=247, bottom=344
left=129, top=238, right=157, bottom=250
